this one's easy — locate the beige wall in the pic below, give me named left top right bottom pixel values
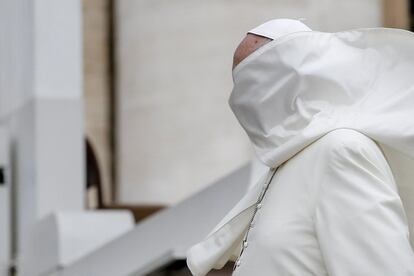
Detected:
left=383, top=0, right=410, bottom=29
left=115, top=0, right=383, bottom=205
left=83, top=0, right=113, bottom=204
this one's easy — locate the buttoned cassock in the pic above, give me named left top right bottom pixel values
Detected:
left=186, top=19, right=414, bottom=275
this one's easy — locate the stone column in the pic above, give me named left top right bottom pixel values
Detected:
left=0, top=0, right=84, bottom=261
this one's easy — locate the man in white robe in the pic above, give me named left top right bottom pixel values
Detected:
left=186, top=18, right=414, bottom=275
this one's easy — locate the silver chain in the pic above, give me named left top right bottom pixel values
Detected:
left=233, top=167, right=278, bottom=272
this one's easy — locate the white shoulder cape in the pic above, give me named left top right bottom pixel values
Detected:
left=186, top=27, right=414, bottom=276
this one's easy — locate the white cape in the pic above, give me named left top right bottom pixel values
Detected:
left=186, top=27, right=414, bottom=276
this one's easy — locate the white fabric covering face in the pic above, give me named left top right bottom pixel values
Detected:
left=229, top=27, right=414, bottom=206
left=230, top=26, right=414, bottom=246
left=186, top=20, right=414, bottom=276
left=246, top=18, right=312, bottom=190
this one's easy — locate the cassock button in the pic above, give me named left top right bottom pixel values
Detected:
left=243, top=241, right=248, bottom=248
left=249, top=222, right=254, bottom=228
left=256, top=203, right=262, bottom=209
left=236, top=260, right=241, bottom=267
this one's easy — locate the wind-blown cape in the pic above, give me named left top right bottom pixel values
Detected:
left=186, top=27, right=414, bottom=276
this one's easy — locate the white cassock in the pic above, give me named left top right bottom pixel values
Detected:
left=186, top=18, right=414, bottom=276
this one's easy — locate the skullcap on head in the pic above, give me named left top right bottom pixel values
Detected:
left=247, top=18, right=312, bottom=40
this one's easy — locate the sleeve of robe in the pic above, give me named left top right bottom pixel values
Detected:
left=314, top=136, right=414, bottom=276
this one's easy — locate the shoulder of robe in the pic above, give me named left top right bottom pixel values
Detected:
left=315, top=128, right=386, bottom=166
left=313, top=128, right=393, bottom=183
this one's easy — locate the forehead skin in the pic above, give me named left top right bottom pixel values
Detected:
left=232, top=33, right=272, bottom=70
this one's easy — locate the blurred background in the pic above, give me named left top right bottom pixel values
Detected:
left=0, top=0, right=412, bottom=275
left=82, top=0, right=410, bottom=207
